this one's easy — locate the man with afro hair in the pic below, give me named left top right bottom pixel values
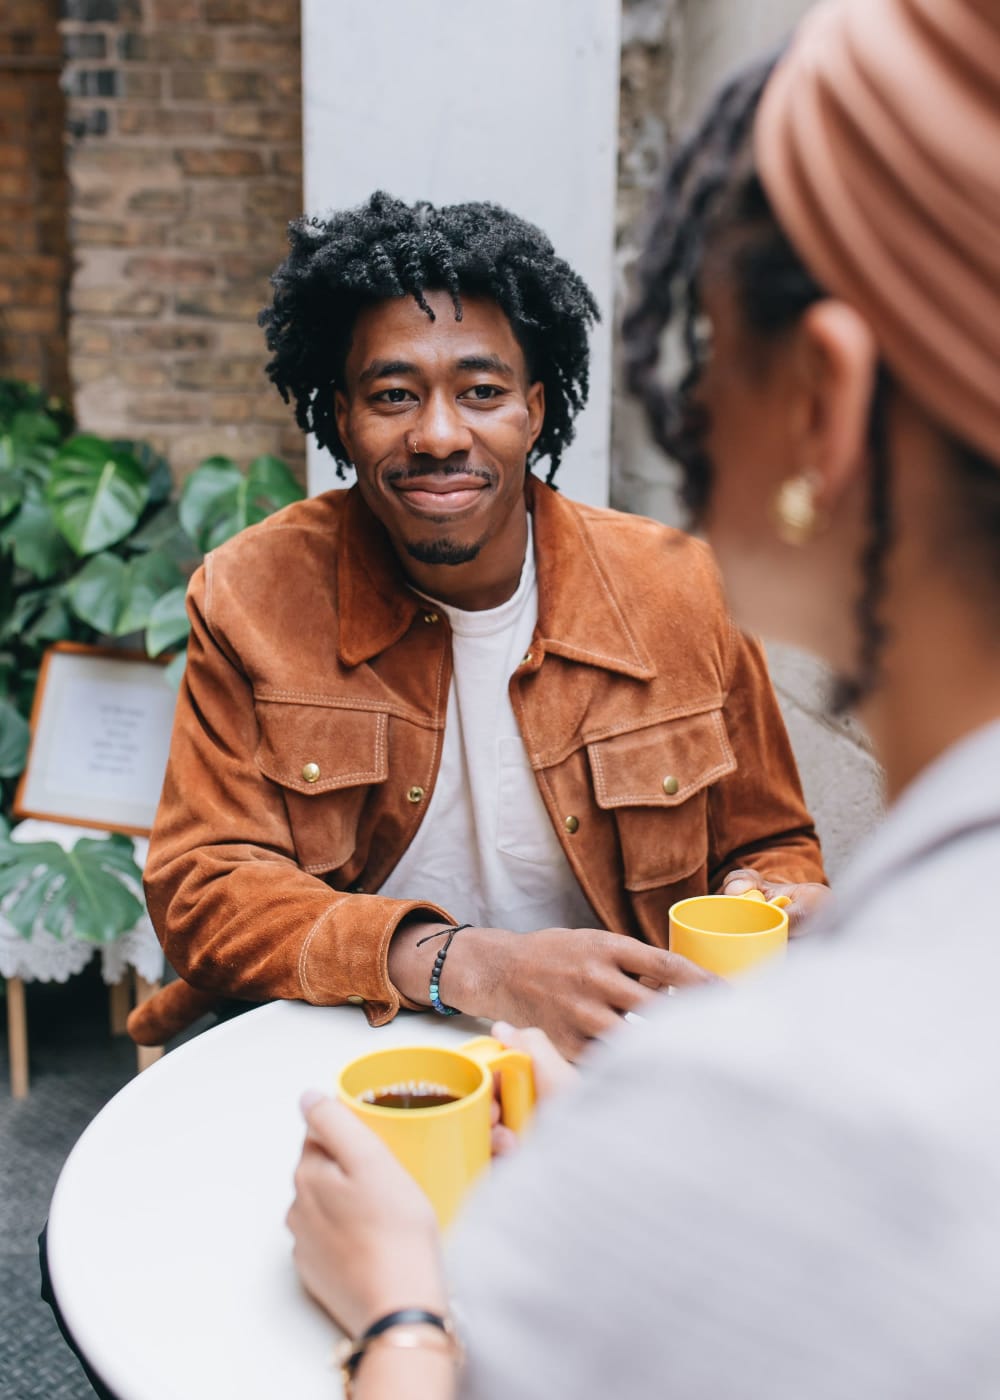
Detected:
left=134, top=192, right=825, bottom=1056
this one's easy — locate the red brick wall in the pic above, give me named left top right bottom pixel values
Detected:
left=60, top=0, right=305, bottom=479
left=0, top=0, right=72, bottom=400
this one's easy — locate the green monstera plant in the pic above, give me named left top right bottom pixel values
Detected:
left=0, top=378, right=304, bottom=943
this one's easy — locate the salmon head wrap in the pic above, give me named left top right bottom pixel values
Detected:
left=754, top=0, right=1000, bottom=463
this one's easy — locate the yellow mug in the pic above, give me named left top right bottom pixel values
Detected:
left=337, top=1037, right=534, bottom=1228
left=669, top=889, right=790, bottom=978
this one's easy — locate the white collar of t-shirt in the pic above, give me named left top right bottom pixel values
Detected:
left=413, top=515, right=536, bottom=636
left=379, top=515, right=598, bottom=932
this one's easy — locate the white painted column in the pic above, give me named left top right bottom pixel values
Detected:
left=300, top=0, right=620, bottom=506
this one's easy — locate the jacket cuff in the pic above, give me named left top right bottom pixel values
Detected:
left=712, top=845, right=826, bottom=891
left=300, top=895, right=456, bottom=1027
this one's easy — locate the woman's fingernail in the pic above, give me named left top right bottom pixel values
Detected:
left=726, top=879, right=753, bottom=894
left=299, top=1089, right=325, bottom=1115
left=492, top=1020, right=515, bottom=1041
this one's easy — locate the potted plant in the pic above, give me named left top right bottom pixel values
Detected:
left=0, top=378, right=304, bottom=943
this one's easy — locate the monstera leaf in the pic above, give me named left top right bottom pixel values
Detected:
left=145, top=584, right=190, bottom=657
left=2, top=587, right=76, bottom=647
left=0, top=410, right=62, bottom=518
left=67, top=549, right=185, bottom=635
left=0, top=481, right=75, bottom=580
left=179, top=454, right=303, bottom=553
left=46, top=435, right=150, bottom=555
left=128, top=502, right=197, bottom=567
left=0, top=827, right=143, bottom=943
left=164, top=652, right=186, bottom=688
left=114, top=439, right=173, bottom=507
left=0, top=697, right=29, bottom=779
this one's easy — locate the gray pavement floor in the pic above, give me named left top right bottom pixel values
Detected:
left=1, top=967, right=164, bottom=1399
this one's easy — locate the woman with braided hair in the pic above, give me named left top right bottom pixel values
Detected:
left=287, top=3, right=1000, bottom=1396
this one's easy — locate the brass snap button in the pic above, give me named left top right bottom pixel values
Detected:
left=345, top=994, right=365, bottom=1006
left=564, top=814, right=579, bottom=834
left=423, top=612, right=439, bottom=624
left=662, top=775, right=679, bottom=796
left=301, top=762, right=320, bottom=783
left=407, top=785, right=425, bottom=804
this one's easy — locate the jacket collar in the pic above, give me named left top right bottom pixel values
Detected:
left=528, top=476, right=655, bottom=680
left=337, top=477, right=655, bottom=680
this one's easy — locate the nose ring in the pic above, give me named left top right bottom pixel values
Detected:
left=409, top=437, right=420, bottom=455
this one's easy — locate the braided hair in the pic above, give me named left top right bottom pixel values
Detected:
left=623, top=54, right=890, bottom=710
left=260, top=191, right=600, bottom=485
left=624, top=53, right=1000, bottom=710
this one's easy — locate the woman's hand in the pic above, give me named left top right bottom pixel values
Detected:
left=721, top=868, right=832, bottom=934
left=287, top=1092, right=447, bottom=1338
left=489, top=1020, right=579, bottom=1157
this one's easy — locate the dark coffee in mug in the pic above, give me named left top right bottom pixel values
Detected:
left=359, top=1080, right=460, bottom=1110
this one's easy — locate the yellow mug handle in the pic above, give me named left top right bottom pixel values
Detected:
left=739, top=889, right=792, bottom=909
left=459, top=1036, right=535, bottom=1133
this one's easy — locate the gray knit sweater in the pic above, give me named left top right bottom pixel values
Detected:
left=449, top=721, right=1000, bottom=1399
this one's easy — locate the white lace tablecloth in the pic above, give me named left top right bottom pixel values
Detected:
left=0, top=820, right=164, bottom=985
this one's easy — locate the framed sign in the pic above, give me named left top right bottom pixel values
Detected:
left=14, top=642, right=178, bottom=836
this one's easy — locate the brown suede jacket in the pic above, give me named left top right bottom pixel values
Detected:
left=131, top=477, right=824, bottom=1044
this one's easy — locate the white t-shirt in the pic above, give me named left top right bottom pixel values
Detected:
left=378, top=525, right=599, bottom=932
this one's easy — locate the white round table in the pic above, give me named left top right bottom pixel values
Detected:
left=47, top=1001, right=482, bottom=1399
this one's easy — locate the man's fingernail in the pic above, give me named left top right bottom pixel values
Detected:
left=299, top=1089, right=325, bottom=1115
left=726, top=879, right=753, bottom=894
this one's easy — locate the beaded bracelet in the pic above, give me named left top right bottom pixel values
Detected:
left=415, top=923, right=472, bottom=1016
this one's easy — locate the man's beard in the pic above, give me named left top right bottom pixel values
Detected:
left=404, top=535, right=484, bottom=566
left=389, top=462, right=495, bottom=566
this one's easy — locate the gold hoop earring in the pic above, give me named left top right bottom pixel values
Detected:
left=773, top=472, right=823, bottom=547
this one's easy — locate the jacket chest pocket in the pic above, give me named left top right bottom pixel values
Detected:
left=254, top=700, right=388, bottom=875
left=587, top=710, right=736, bottom=891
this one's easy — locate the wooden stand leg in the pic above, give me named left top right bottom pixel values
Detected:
left=109, top=976, right=131, bottom=1035
left=136, top=1044, right=163, bottom=1072
left=7, top=976, right=29, bottom=1099
left=133, top=973, right=163, bottom=1072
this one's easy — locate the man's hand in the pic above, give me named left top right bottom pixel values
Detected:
left=390, top=920, right=714, bottom=1061
left=721, top=869, right=831, bottom=935
left=287, top=1092, right=447, bottom=1338
left=476, top=926, right=715, bottom=1059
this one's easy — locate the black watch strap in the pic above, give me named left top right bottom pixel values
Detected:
left=344, top=1308, right=450, bottom=1376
